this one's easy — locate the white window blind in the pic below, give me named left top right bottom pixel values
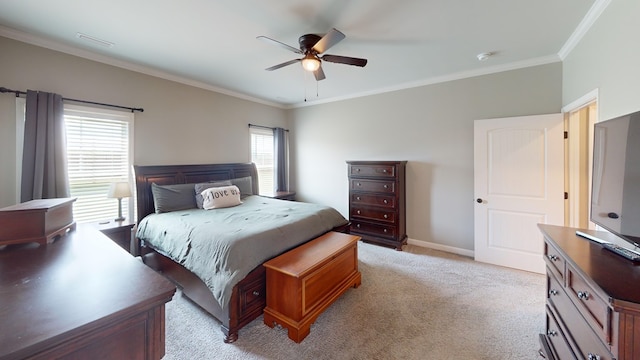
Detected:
left=64, top=106, right=134, bottom=223
left=250, top=127, right=274, bottom=196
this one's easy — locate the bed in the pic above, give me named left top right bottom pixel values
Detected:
left=133, top=163, right=349, bottom=343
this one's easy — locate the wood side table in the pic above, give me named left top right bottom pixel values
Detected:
left=266, top=191, right=296, bottom=201
left=89, top=219, right=135, bottom=254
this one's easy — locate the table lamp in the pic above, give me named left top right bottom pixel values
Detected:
left=108, top=182, right=132, bottom=222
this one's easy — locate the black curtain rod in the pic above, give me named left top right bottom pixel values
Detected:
left=0, top=87, right=144, bottom=113
left=248, top=123, right=289, bottom=132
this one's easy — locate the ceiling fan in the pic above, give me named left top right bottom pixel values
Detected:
left=257, top=28, right=367, bottom=81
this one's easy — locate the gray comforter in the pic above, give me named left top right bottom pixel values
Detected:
left=136, top=195, right=348, bottom=307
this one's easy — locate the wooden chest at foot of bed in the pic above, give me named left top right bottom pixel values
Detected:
left=263, top=231, right=361, bottom=343
left=0, top=198, right=76, bottom=246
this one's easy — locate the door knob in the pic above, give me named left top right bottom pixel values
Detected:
left=476, top=198, right=483, bottom=203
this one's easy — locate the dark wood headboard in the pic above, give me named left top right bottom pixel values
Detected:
left=133, top=163, right=259, bottom=223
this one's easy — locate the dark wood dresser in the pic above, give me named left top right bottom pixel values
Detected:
left=347, top=161, right=407, bottom=250
left=0, top=225, right=176, bottom=360
left=538, top=224, right=640, bottom=360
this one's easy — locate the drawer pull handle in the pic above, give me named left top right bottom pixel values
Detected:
left=546, top=329, right=557, bottom=337
left=383, top=169, right=388, bottom=173
left=357, top=210, right=361, bottom=215
left=357, top=182, right=361, bottom=186
left=383, top=229, right=388, bottom=233
left=356, top=224, right=361, bottom=228
left=383, top=214, right=388, bottom=219
left=577, top=291, right=590, bottom=300
left=356, top=168, right=360, bottom=172
left=548, top=289, right=558, bottom=296
left=383, top=184, right=389, bottom=189
left=252, top=291, right=260, bottom=296
left=356, top=196, right=361, bottom=200
left=383, top=199, right=388, bottom=204
left=587, top=354, right=601, bottom=360
left=547, top=254, right=559, bottom=261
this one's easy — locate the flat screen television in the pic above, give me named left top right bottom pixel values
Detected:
left=588, top=110, right=640, bottom=248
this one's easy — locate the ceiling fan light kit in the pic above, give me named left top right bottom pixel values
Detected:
left=258, top=28, right=367, bottom=81
left=301, top=54, right=321, bottom=72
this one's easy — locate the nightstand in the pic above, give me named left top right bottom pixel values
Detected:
left=271, top=191, right=296, bottom=201
left=89, top=219, right=135, bottom=254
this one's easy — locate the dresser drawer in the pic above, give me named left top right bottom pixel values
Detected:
left=549, top=272, right=613, bottom=360
left=351, top=221, right=397, bottom=239
left=350, top=193, right=396, bottom=208
left=544, top=305, right=577, bottom=360
left=350, top=179, right=396, bottom=194
left=566, top=265, right=610, bottom=342
left=349, top=164, right=396, bottom=178
left=351, top=206, right=397, bottom=224
left=236, top=270, right=266, bottom=318
left=544, top=242, right=565, bottom=280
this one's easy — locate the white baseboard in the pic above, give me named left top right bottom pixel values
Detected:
left=407, top=238, right=475, bottom=258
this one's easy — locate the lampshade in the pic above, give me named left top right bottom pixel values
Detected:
left=107, top=182, right=132, bottom=199
left=301, top=54, right=321, bottom=72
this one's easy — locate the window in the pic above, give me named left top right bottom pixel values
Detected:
left=250, top=127, right=274, bottom=196
left=15, top=100, right=134, bottom=223
left=64, top=105, right=134, bottom=223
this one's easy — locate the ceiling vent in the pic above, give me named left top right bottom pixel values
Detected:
left=75, top=32, right=114, bottom=48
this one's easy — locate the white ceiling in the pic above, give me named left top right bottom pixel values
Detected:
left=0, top=0, right=601, bottom=107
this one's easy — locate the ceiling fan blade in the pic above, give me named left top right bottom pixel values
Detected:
left=257, top=36, right=302, bottom=54
left=321, top=54, right=368, bottom=67
left=314, top=66, right=326, bottom=81
left=311, top=28, right=345, bottom=54
left=265, top=59, right=301, bottom=71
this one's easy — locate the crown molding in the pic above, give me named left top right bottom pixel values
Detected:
left=558, top=0, right=611, bottom=60
left=2, top=8, right=595, bottom=111
left=290, top=55, right=561, bottom=108
left=0, top=25, right=284, bottom=109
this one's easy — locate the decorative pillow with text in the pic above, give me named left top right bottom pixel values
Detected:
left=195, top=181, right=232, bottom=208
left=201, top=185, right=242, bottom=210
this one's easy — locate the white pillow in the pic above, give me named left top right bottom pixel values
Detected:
left=201, top=185, right=242, bottom=209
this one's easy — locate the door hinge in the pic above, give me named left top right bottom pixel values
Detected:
left=564, top=131, right=568, bottom=139
left=564, top=192, right=569, bottom=200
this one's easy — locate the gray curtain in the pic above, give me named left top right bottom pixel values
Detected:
left=21, top=90, right=70, bottom=201
left=274, top=127, right=288, bottom=192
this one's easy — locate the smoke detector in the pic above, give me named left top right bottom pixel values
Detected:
left=476, top=52, right=492, bottom=61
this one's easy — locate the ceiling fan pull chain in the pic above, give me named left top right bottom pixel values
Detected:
left=304, top=71, right=308, bottom=102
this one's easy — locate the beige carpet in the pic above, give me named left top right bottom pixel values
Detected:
left=163, top=242, right=545, bottom=360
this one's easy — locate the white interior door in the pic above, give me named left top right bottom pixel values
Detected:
left=474, top=114, right=564, bottom=274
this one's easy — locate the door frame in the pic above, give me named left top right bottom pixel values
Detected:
left=562, top=89, right=599, bottom=229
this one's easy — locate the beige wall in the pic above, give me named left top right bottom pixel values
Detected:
left=1, top=1, right=635, bottom=255
left=563, top=0, right=640, bottom=119
left=0, top=36, right=287, bottom=207
left=289, top=63, right=563, bottom=251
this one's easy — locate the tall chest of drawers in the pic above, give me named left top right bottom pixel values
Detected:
left=347, top=161, right=407, bottom=250
left=538, top=224, right=640, bottom=360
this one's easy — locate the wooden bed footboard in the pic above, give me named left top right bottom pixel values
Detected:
left=141, top=247, right=265, bottom=343
left=139, top=222, right=348, bottom=343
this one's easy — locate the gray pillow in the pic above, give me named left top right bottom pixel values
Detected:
left=151, top=183, right=196, bottom=213
left=195, top=181, right=232, bottom=208
left=230, top=176, right=254, bottom=198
